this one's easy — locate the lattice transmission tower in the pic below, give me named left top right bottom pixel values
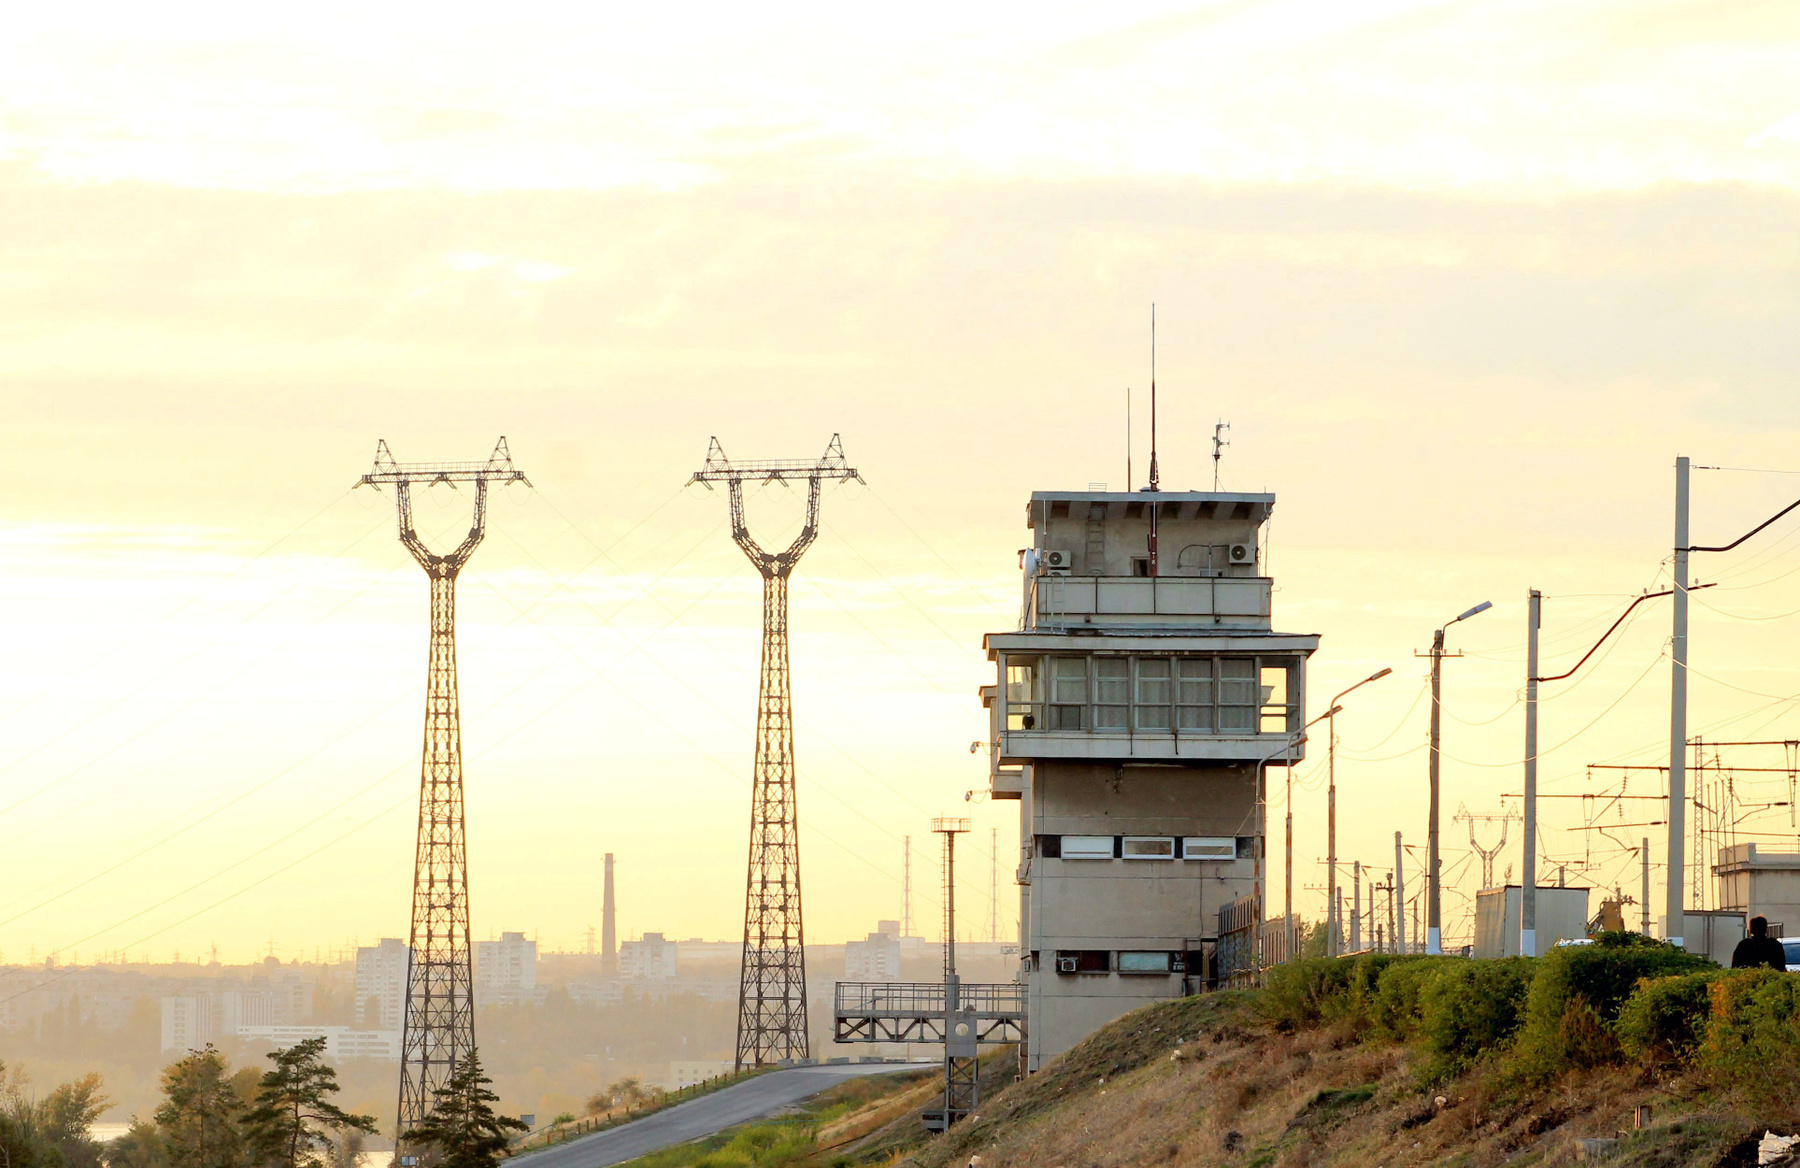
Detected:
left=358, top=438, right=528, bottom=1141
left=690, top=434, right=861, bottom=1069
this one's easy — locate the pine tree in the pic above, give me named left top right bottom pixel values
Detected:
left=401, top=1051, right=526, bottom=1168
left=243, top=1038, right=376, bottom=1168
left=154, top=1047, right=251, bottom=1168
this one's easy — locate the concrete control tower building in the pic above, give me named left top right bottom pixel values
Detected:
left=981, top=489, right=1318, bottom=1070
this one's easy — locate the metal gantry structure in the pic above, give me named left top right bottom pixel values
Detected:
left=690, top=434, right=862, bottom=1070
left=357, top=437, right=528, bottom=1142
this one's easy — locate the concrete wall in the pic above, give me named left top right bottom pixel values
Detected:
left=1471, top=886, right=1591, bottom=958
left=1025, top=761, right=1258, bottom=1068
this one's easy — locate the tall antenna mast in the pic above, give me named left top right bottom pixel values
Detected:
left=901, top=835, right=914, bottom=938
left=690, top=434, right=863, bottom=1070
left=356, top=437, right=527, bottom=1147
left=1146, top=305, right=1161, bottom=577
left=1126, top=387, right=1132, bottom=492
left=1212, top=421, right=1231, bottom=490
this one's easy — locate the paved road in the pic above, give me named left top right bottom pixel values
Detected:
left=509, top=1064, right=925, bottom=1168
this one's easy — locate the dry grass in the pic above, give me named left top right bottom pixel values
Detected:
left=870, top=994, right=1776, bottom=1168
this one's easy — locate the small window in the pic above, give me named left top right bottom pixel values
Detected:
left=1134, top=658, right=1171, bottom=730
left=1117, top=951, right=1173, bottom=974
left=1037, top=835, right=1062, bottom=859
left=1054, top=949, right=1110, bottom=974
left=1260, top=661, right=1294, bottom=734
left=1131, top=557, right=1151, bottom=577
left=1061, top=835, right=1115, bottom=860
left=1218, top=659, right=1258, bottom=731
left=1048, top=657, right=1087, bottom=730
left=1121, top=837, right=1175, bottom=860
left=1183, top=836, right=1236, bottom=861
left=1094, top=659, right=1128, bottom=730
left=1176, top=658, right=1213, bottom=731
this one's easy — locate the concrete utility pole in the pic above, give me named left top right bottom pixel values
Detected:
left=1668, top=456, right=1690, bottom=947
left=1394, top=832, right=1407, bottom=954
left=933, top=817, right=976, bottom=1127
left=1426, top=602, right=1490, bottom=954
left=1325, top=668, right=1391, bottom=957
left=1351, top=863, right=1362, bottom=952
left=1523, top=590, right=1541, bottom=957
left=1642, top=838, right=1652, bottom=935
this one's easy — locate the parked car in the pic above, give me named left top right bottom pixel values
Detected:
left=1782, top=938, right=1800, bottom=971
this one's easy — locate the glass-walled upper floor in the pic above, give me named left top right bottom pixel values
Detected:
left=1002, top=652, right=1298, bottom=737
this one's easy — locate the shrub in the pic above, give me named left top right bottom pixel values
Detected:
left=1413, top=958, right=1534, bottom=1083
left=1699, top=969, right=1800, bottom=1117
left=1260, top=959, right=1353, bottom=1029
left=1509, top=933, right=1712, bottom=1082
left=1616, top=971, right=1719, bottom=1069
left=1365, top=957, right=1454, bottom=1042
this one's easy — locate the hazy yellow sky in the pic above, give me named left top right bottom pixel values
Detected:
left=3, top=0, right=1800, bottom=962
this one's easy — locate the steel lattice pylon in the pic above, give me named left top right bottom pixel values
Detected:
left=358, top=438, right=528, bottom=1143
left=690, top=434, right=861, bottom=1069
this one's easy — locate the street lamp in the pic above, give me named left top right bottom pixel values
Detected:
left=1256, top=731, right=1307, bottom=976
left=1326, top=667, right=1394, bottom=957
left=1427, top=601, right=1491, bottom=954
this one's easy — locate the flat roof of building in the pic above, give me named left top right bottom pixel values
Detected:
left=1027, top=490, right=1274, bottom=527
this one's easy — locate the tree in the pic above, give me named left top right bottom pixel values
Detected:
left=42, top=1073, right=111, bottom=1168
left=401, top=1051, right=526, bottom=1168
left=242, top=1039, right=375, bottom=1168
left=154, top=1047, right=252, bottom=1168
left=4, top=1060, right=112, bottom=1168
left=104, top=1119, right=170, bottom=1168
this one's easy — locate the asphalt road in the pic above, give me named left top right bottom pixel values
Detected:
left=509, top=1064, right=925, bottom=1168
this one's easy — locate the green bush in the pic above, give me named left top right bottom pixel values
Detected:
left=1260, top=959, right=1354, bottom=1029
left=1699, top=970, right=1800, bottom=1116
left=1365, top=956, right=1454, bottom=1042
left=1509, top=934, right=1712, bottom=1082
left=1413, top=958, right=1535, bottom=1083
left=1616, top=971, right=1719, bottom=1069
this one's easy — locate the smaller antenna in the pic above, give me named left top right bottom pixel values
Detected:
left=1212, top=421, right=1231, bottom=490
left=1147, top=306, right=1160, bottom=493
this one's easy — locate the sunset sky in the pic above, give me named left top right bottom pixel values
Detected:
left=3, top=0, right=1800, bottom=963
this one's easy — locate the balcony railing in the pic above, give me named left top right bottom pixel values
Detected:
left=1029, top=575, right=1271, bottom=628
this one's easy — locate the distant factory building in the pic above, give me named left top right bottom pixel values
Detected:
left=982, top=488, right=1318, bottom=1070
left=354, top=938, right=410, bottom=1031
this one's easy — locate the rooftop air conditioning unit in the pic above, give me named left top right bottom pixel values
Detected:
left=1227, top=542, right=1255, bottom=567
left=1055, top=955, right=1080, bottom=974
left=1042, top=549, right=1074, bottom=576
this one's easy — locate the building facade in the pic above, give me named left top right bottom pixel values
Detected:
left=354, top=938, right=410, bottom=1030
left=474, top=932, right=539, bottom=1005
left=844, top=926, right=902, bottom=981
left=982, top=489, right=1317, bottom=1070
left=620, top=932, right=678, bottom=982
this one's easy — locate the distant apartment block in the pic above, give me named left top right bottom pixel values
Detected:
left=354, top=938, right=410, bottom=1030
left=235, top=1025, right=402, bottom=1061
left=159, top=980, right=314, bottom=1053
left=620, top=933, right=678, bottom=981
left=844, top=926, right=902, bottom=981
left=474, top=932, right=539, bottom=1005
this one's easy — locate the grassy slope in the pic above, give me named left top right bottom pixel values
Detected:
left=871, top=993, right=1780, bottom=1168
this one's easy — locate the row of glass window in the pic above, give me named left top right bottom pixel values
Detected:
left=1004, top=654, right=1295, bottom=734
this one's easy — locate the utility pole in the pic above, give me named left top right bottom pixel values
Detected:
left=1425, top=603, right=1490, bottom=954
left=357, top=438, right=527, bottom=1144
left=934, top=817, right=976, bottom=1128
left=1351, top=862, right=1361, bottom=952
left=1668, top=455, right=1690, bottom=947
left=1326, top=669, right=1391, bottom=957
left=1394, top=832, right=1407, bottom=954
left=1523, top=589, right=1540, bottom=956
left=1642, top=838, right=1652, bottom=935
left=691, top=435, right=863, bottom=1068
left=1285, top=767, right=1295, bottom=959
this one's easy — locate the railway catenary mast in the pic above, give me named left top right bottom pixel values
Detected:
left=357, top=438, right=528, bottom=1143
left=690, top=434, right=862, bottom=1069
